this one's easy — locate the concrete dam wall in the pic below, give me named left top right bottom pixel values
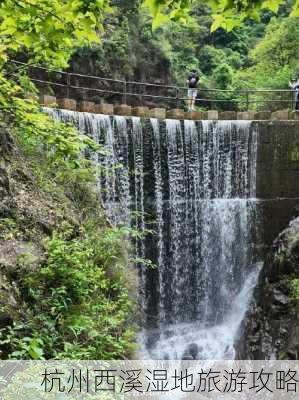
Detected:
left=255, top=120, right=299, bottom=248
left=45, top=108, right=299, bottom=359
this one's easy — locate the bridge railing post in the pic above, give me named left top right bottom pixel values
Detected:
left=245, top=90, right=249, bottom=110
left=123, top=80, right=127, bottom=104
left=139, top=83, right=145, bottom=106
left=290, top=89, right=294, bottom=110
left=66, top=73, right=71, bottom=98
left=139, top=84, right=142, bottom=105
left=176, top=87, right=180, bottom=108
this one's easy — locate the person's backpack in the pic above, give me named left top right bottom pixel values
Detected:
left=190, top=74, right=197, bottom=85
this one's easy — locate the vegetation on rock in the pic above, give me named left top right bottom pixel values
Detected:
left=237, top=217, right=299, bottom=359
left=0, top=76, right=136, bottom=359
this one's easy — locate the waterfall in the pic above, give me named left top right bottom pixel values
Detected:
left=45, top=108, right=260, bottom=360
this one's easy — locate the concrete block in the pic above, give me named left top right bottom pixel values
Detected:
left=207, top=110, right=218, bottom=120
left=132, top=106, right=149, bottom=117
left=79, top=101, right=95, bottom=113
left=237, top=111, right=255, bottom=120
left=26, top=93, right=39, bottom=102
left=95, top=103, right=114, bottom=115
left=166, top=109, right=185, bottom=119
left=39, top=94, right=57, bottom=107
left=185, top=111, right=203, bottom=120
left=114, top=104, right=132, bottom=116
left=254, top=111, right=271, bottom=120
left=57, top=98, right=76, bottom=111
left=289, top=111, right=299, bottom=120
left=148, top=108, right=166, bottom=119
left=219, top=111, right=237, bottom=120
left=271, top=110, right=290, bottom=120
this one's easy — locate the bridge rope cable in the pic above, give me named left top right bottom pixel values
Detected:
left=5, top=59, right=296, bottom=109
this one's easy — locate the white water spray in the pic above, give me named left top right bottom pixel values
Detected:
left=45, top=108, right=260, bottom=360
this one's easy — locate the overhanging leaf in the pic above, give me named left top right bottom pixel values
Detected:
left=143, top=0, right=161, bottom=17
left=152, top=11, right=169, bottom=30
left=290, top=0, right=299, bottom=16
left=210, top=14, right=225, bottom=32
left=261, top=0, right=284, bottom=13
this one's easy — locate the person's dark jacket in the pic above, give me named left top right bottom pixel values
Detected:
left=188, top=72, right=199, bottom=89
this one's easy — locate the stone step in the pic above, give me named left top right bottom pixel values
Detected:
left=206, top=110, right=219, bottom=120
left=166, top=109, right=185, bottom=119
left=57, top=98, right=76, bottom=111
left=37, top=94, right=299, bottom=121
left=237, top=111, right=256, bottom=120
left=79, top=101, right=95, bottom=113
left=254, top=111, right=271, bottom=120
left=132, top=106, right=149, bottom=117
left=114, top=104, right=132, bottom=116
left=95, top=103, right=114, bottom=115
left=184, top=111, right=203, bottom=120
left=39, top=94, right=57, bottom=107
left=219, top=111, right=236, bottom=120
left=148, top=108, right=166, bottom=119
left=271, top=110, right=290, bottom=120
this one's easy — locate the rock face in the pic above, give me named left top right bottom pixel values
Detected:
left=0, top=123, right=77, bottom=340
left=236, top=217, right=299, bottom=359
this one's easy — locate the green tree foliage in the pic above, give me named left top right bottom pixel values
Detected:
left=0, top=72, right=101, bottom=190
left=0, top=0, right=297, bottom=74
left=250, top=16, right=299, bottom=74
left=144, top=0, right=299, bottom=31
left=71, top=9, right=171, bottom=85
left=232, top=16, right=299, bottom=109
left=139, top=2, right=270, bottom=110
left=0, top=0, right=112, bottom=68
left=212, top=63, right=233, bottom=89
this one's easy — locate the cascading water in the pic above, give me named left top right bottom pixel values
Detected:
left=45, top=108, right=261, bottom=360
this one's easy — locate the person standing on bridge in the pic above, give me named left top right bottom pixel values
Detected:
left=187, top=69, right=199, bottom=112
left=289, top=77, right=299, bottom=110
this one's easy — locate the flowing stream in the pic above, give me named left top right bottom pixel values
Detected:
left=46, top=109, right=261, bottom=360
